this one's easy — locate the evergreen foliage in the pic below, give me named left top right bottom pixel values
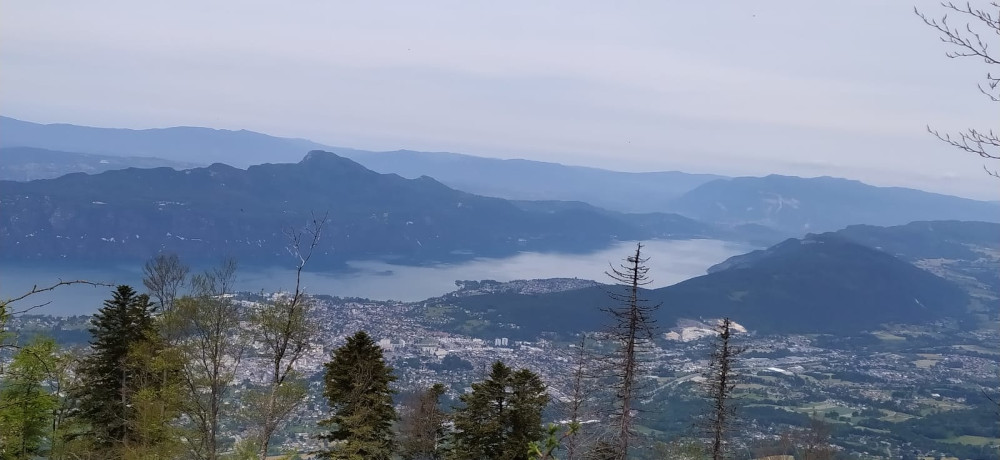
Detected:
left=75, top=285, right=160, bottom=451
left=450, top=361, right=549, bottom=460
left=318, top=331, right=397, bottom=460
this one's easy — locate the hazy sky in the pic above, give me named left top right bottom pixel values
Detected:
left=2, top=1, right=997, bottom=199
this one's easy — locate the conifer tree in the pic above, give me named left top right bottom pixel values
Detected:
left=702, top=317, right=744, bottom=460
left=75, top=285, right=160, bottom=451
left=450, top=361, right=549, bottom=460
left=602, top=243, right=658, bottom=459
left=318, top=331, right=397, bottom=460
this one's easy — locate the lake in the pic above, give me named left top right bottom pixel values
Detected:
left=0, top=239, right=753, bottom=316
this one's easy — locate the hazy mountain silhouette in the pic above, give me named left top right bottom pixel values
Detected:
left=0, top=151, right=718, bottom=268
left=0, top=116, right=326, bottom=167
left=437, top=231, right=973, bottom=338
left=0, top=146, right=200, bottom=181
left=668, top=175, right=1000, bottom=234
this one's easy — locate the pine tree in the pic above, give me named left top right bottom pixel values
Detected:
left=702, top=317, right=744, bottom=460
left=75, top=285, right=160, bottom=451
left=450, top=361, right=549, bottom=460
left=508, top=369, right=549, bottom=458
left=318, top=331, right=397, bottom=460
left=602, top=243, right=658, bottom=459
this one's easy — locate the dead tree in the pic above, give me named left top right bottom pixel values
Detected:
left=917, top=2, right=1000, bottom=416
left=797, top=415, right=836, bottom=460
left=916, top=2, right=1000, bottom=176
left=602, top=243, right=659, bottom=459
left=702, top=317, right=745, bottom=460
left=249, top=213, right=326, bottom=459
left=397, top=383, right=448, bottom=460
left=563, top=336, right=592, bottom=460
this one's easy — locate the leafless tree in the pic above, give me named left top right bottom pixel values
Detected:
left=751, top=430, right=795, bottom=459
left=796, top=415, right=836, bottom=460
left=142, top=253, right=189, bottom=314
left=601, top=243, right=659, bottom=460
left=172, top=259, right=248, bottom=460
left=245, top=213, right=326, bottom=459
left=559, top=335, right=602, bottom=460
left=397, top=383, right=448, bottom=460
left=916, top=2, right=1000, bottom=176
left=917, top=3, right=1000, bottom=416
left=701, top=317, right=745, bottom=460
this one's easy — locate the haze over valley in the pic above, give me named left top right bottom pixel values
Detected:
left=2, top=2, right=999, bottom=459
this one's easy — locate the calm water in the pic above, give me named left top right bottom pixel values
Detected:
left=0, top=239, right=752, bottom=316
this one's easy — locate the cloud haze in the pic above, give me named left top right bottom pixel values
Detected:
left=1, top=1, right=996, bottom=199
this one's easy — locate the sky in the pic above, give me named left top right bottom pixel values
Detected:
left=1, top=1, right=997, bottom=200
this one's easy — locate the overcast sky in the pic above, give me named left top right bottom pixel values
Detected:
left=2, top=1, right=996, bottom=199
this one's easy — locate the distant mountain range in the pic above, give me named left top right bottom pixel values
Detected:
left=5, top=116, right=997, bottom=236
left=0, top=116, right=723, bottom=211
left=833, top=221, right=1000, bottom=295
left=0, top=151, right=723, bottom=267
left=0, top=116, right=326, bottom=167
left=832, top=220, right=1000, bottom=262
left=0, top=146, right=200, bottom=181
left=667, top=175, right=1000, bottom=235
left=3, top=116, right=995, bottom=338
left=335, top=149, right=724, bottom=213
left=427, top=221, right=993, bottom=337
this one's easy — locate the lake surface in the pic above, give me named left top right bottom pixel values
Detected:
left=1, top=239, right=753, bottom=316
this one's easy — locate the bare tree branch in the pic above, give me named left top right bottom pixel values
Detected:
left=2, top=279, right=112, bottom=309
left=916, top=2, right=1000, bottom=176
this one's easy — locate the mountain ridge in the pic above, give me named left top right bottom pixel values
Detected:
left=0, top=150, right=721, bottom=268
left=669, top=174, right=1000, bottom=234
left=0, top=146, right=201, bottom=181
left=0, top=116, right=328, bottom=167
left=5, top=116, right=997, bottom=232
left=430, top=225, right=982, bottom=338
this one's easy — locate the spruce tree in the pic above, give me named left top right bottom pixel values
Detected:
left=702, top=317, right=744, bottom=460
left=602, top=243, right=658, bottom=459
left=318, top=330, right=397, bottom=460
left=450, top=361, right=549, bottom=460
left=76, top=285, right=159, bottom=451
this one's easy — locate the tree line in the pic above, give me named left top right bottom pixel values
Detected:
left=0, top=242, right=761, bottom=460
left=0, top=272, right=551, bottom=459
